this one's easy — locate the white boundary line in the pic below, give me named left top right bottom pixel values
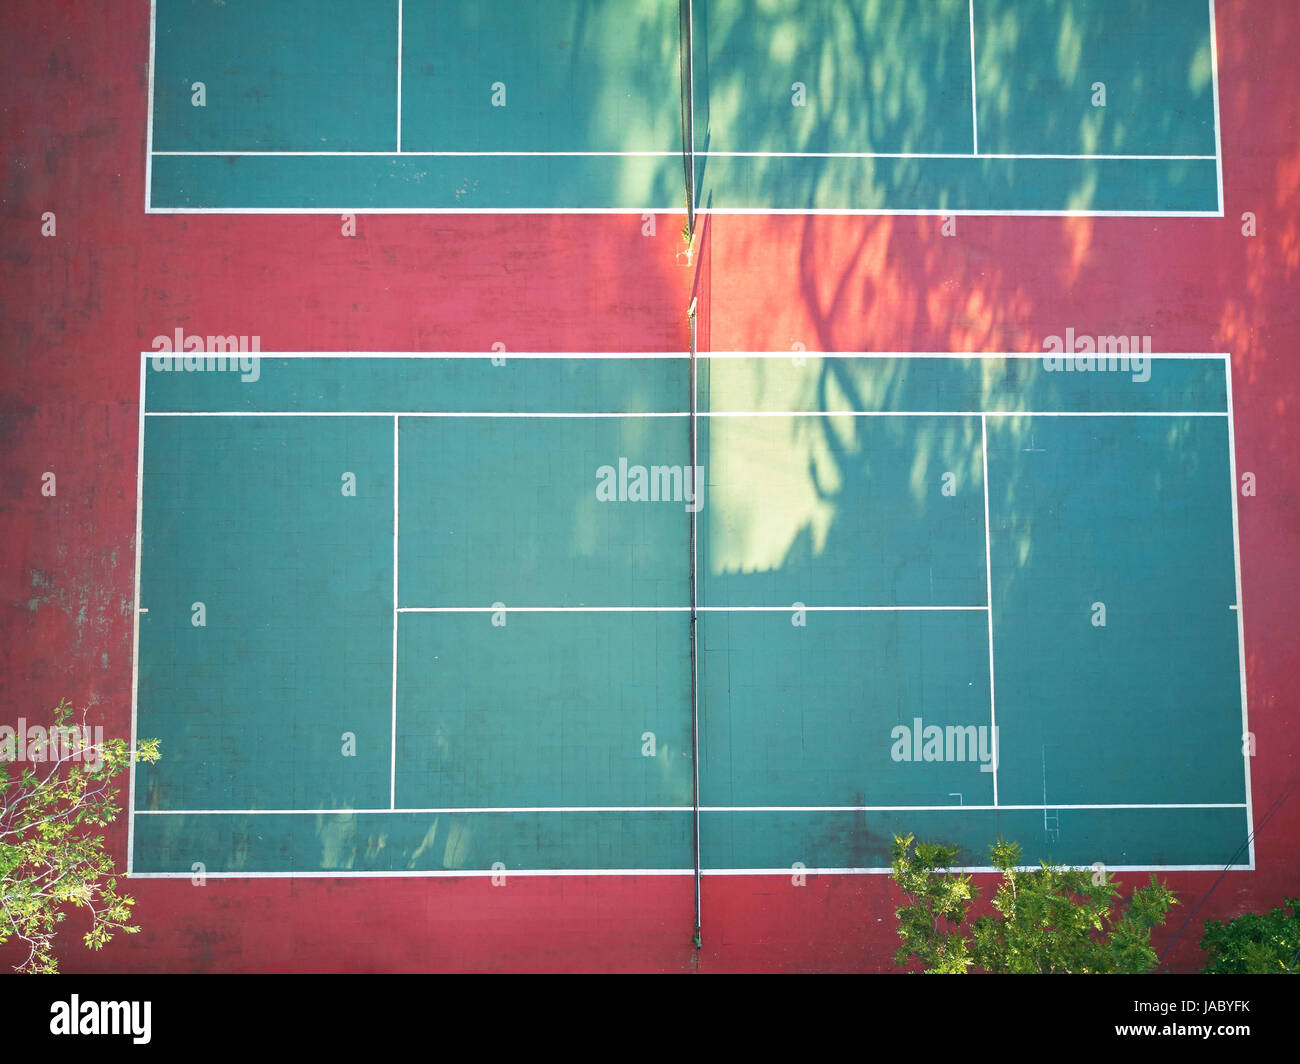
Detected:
left=702, top=152, right=1218, bottom=160
left=145, top=0, right=156, bottom=212
left=149, top=149, right=1217, bottom=161
left=395, top=0, right=403, bottom=152
left=138, top=350, right=1233, bottom=360
left=144, top=410, right=1231, bottom=419
left=121, top=863, right=1250, bottom=878
left=699, top=863, right=1249, bottom=875
left=688, top=295, right=701, bottom=935
left=697, top=351, right=1232, bottom=360
left=981, top=414, right=998, bottom=805
left=152, top=150, right=680, bottom=158
left=134, top=802, right=1246, bottom=816
left=143, top=411, right=688, bottom=418
left=143, top=207, right=1224, bottom=217
left=1224, top=357, right=1255, bottom=867
left=390, top=415, right=399, bottom=809
left=126, top=357, right=147, bottom=875
left=143, top=206, right=1224, bottom=217
left=402, top=606, right=686, bottom=613
left=397, top=605, right=987, bottom=613
left=138, top=807, right=690, bottom=816
left=125, top=869, right=698, bottom=878
left=968, top=0, right=979, bottom=155
left=700, top=206, right=1222, bottom=217
left=1209, top=0, right=1225, bottom=215
left=122, top=862, right=1250, bottom=879
left=137, top=349, right=1232, bottom=360
left=708, top=803, right=1247, bottom=812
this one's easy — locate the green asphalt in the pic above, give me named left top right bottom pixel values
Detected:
left=133, top=355, right=1248, bottom=872
left=149, top=0, right=1220, bottom=212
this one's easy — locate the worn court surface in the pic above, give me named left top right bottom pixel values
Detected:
left=148, top=0, right=1222, bottom=214
left=131, top=354, right=1247, bottom=875
left=3, top=0, right=1299, bottom=971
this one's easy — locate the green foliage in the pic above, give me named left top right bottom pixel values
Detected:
left=1200, top=898, right=1300, bottom=974
left=889, top=835, right=976, bottom=972
left=891, top=833, right=1176, bottom=974
left=0, top=699, right=160, bottom=973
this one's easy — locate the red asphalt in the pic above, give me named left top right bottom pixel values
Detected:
left=1, top=0, right=1296, bottom=972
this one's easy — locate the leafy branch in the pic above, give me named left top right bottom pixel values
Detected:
left=891, top=833, right=1176, bottom=974
left=0, top=699, right=160, bottom=974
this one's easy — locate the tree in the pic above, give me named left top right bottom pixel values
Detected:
left=0, top=699, right=160, bottom=973
left=890, top=833, right=1177, bottom=973
left=890, top=835, right=978, bottom=973
left=1200, top=898, right=1300, bottom=974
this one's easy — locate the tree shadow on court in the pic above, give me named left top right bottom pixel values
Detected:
left=688, top=0, right=1277, bottom=877
left=3, top=0, right=1298, bottom=971
left=1, top=1, right=704, bottom=888
left=694, top=0, right=961, bottom=211
left=693, top=0, right=1217, bottom=212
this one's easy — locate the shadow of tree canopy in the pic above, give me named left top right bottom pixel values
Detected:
left=692, top=0, right=1218, bottom=212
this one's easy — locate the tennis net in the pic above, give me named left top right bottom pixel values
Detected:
left=679, top=0, right=696, bottom=237
left=687, top=296, right=701, bottom=947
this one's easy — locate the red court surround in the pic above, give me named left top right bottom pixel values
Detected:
left=1, top=0, right=1295, bottom=972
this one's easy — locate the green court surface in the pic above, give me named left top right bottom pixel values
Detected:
left=147, top=0, right=1223, bottom=215
left=130, top=353, right=1251, bottom=876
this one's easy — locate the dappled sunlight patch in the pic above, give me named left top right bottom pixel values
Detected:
left=1065, top=170, right=1100, bottom=214
left=706, top=413, right=839, bottom=575
left=1188, top=39, right=1213, bottom=95
left=1273, top=149, right=1300, bottom=275
left=973, top=4, right=1021, bottom=148
left=708, top=354, right=861, bottom=412
left=935, top=284, right=1030, bottom=353
left=1076, top=107, right=1105, bottom=156
left=1060, top=216, right=1095, bottom=287
left=407, top=821, right=443, bottom=867
left=988, top=415, right=1034, bottom=573
left=315, top=811, right=361, bottom=870
left=1055, top=4, right=1084, bottom=85
left=405, top=817, right=472, bottom=870
left=1218, top=138, right=1300, bottom=386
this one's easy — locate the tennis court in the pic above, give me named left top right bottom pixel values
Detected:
left=146, top=0, right=1223, bottom=215
left=129, top=351, right=1251, bottom=877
